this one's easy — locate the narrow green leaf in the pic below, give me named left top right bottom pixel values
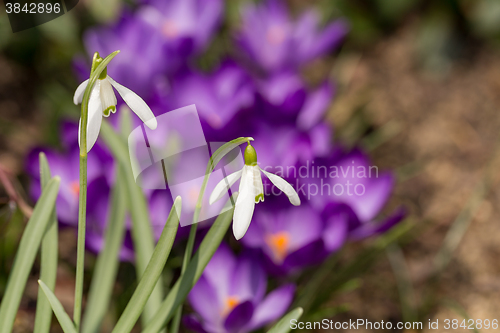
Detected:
left=100, top=117, right=165, bottom=325
left=38, top=280, right=77, bottom=333
left=442, top=299, right=481, bottom=333
left=293, top=253, right=338, bottom=313
left=267, top=307, right=303, bottom=333
left=0, top=177, right=60, bottom=333
left=34, top=153, right=59, bottom=333
left=112, top=197, right=181, bottom=333
left=386, top=244, right=417, bottom=323
left=143, top=197, right=235, bottom=333
left=82, top=168, right=127, bottom=333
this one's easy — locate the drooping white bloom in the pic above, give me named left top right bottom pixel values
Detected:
left=73, top=64, right=157, bottom=152
left=210, top=143, right=300, bottom=240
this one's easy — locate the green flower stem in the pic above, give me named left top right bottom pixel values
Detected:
left=81, top=167, right=127, bottom=333
left=149, top=137, right=252, bottom=333
left=74, top=50, right=120, bottom=331
left=143, top=200, right=235, bottom=333
left=74, top=153, right=87, bottom=330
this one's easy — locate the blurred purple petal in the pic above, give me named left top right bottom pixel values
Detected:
left=224, top=301, right=254, bottom=333
left=230, top=254, right=267, bottom=303
left=188, top=275, right=222, bottom=321
left=237, top=0, right=347, bottom=72
left=248, top=284, right=295, bottom=330
left=297, top=81, right=335, bottom=131
left=203, top=243, right=237, bottom=305
left=183, top=314, right=209, bottom=333
left=350, top=207, right=406, bottom=240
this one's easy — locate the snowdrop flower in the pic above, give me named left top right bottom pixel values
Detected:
left=210, top=142, right=300, bottom=240
left=73, top=53, right=157, bottom=152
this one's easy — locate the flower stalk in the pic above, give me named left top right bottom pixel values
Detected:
left=170, top=137, right=253, bottom=333
left=74, top=50, right=120, bottom=330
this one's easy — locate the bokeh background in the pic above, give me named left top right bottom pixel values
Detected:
left=2, top=0, right=500, bottom=332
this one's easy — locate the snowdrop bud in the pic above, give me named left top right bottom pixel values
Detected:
left=91, top=53, right=108, bottom=79
left=244, top=143, right=258, bottom=166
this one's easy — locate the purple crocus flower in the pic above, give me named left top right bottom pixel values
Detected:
left=85, top=181, right=136, bottom=261
left=236, top=0, right=349, bottom=73
left=242, top=205, right=327, bottom=275
left=250, top=121, right=333, bottom=169
left=138, top=0, right=223, bottom=59
left=162, top=62, right=255, bottom=140
left=26, top=145, right=110, bottom=226
left=305, top=148, right=405, bottom=240
left=255, top=71, right=334, bottom=130
left=185, top=243, right=295, bottom=333
left=255, top=71, right=306, bottom=120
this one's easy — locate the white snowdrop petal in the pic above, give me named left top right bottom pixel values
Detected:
left=261, top=168, right=301, bottom=206
left=233, top=166, right=256, bottom=240
left=107, top=76, right=157, bottom=129
left=78, top=82, right=103, bottom=153
left=73, top=79, right=89, bottom=105
left=252, top=166, right=264, bottom=203
left=209, top=169, right=243, bottom=205
left=100, top=78, right=117, bottom=116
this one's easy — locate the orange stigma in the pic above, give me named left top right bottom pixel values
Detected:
left=70, top=181, right=80, bottom=196
left=265, top=231, right=290, bottom=263
left=222, top=296, right=240, bottom=316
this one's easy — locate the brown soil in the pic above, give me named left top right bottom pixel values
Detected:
left=325, top=22, right=500, bottom=332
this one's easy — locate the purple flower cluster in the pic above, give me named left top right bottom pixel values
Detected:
left=184, top=244, right=295, bottom=333
left=27, top=0, right=405, bottom=331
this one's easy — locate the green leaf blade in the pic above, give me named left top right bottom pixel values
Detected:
left=34, top=152, right=59, bottom=333
left=143, top=197, right=235, bottom=333
left=38, top=280, right=77, bottom=333
left=100, top=118, right=165, bottom=325
left=0, top=177, right=60, bottom=333
left=267, top=307, right=303, bottom=333
left=111, top=197, right=181, bottom=333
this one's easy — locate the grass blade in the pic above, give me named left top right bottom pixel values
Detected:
left=293, top=253, right=338, bottom=312
left=0, top=177, right=60, bottom=333
left=267, top=307, right=303, bottom=333
left=100, top=120, right=165, bottom=326
left=111, top=197, right=181, bottom=333
left=305, top=219, right=414, bottom=314
left=82, top=168, right=127, bottom=333
left=38, top=280, right=77, bottom=333
left=386, top=244, right=417, bottom=323
left=143, top=197, right=235, bottom=333
left=34, top=152, right=59, bottom=333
